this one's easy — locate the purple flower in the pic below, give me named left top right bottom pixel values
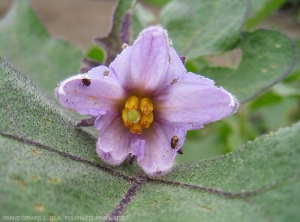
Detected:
left=56, top=26, right=239, bottom=176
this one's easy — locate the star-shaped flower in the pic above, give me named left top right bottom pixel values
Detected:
left=56, top=26, right=239, bottom=176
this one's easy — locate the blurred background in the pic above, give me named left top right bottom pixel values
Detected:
left=0, top=0, right=161, bottom=50
left=0, top=0, right=299, bottom=50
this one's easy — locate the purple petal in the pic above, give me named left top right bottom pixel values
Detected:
left=56, top=66, right=127, bottom=116
left=156, top=73, right=239, bottom=128
left=95, top=113, right=132, bottom=165
left=183, top=72, right=215, bottom=85
left=130, top=135, right=145, bottom=162
left=154, top=47, right=188, bottom=95
left=110, top=26, right=172, bottom=94
left=138, top=122, right=187, bottom=176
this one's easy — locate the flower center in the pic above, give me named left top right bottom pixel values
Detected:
left=122, top=95, right=154, bottom=134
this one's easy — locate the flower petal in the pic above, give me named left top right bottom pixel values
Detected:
left=150, top=47, right=188, bottom=96
left=156, top=73, right=239, bottom=128
left=95, top=113, right=132, bottom=165
left=109, top=26, right=172, bottom=94
left=56, top=66, right=127, bottom=116
left=138, top=122, right=186, bottom=176
left=130, top=135, right=145, bottom=162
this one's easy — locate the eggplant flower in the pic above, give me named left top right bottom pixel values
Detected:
left=56, top=26, right=239, bottom=176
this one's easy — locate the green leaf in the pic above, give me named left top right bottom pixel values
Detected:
left=185, top=57, right=209, bottom=73
left=244, top=0, right=288, bottom=30
left=287, top=39, right=300, bottom=81
left=1, top=57, right=300, bottom=221
left=0, top=57, right=139, bottom=217
left=273, top=83, right=300, bottom=98
left=0, top=0, right=83, bottom=99
left=202, top=29, right=296, bottom=103
left=254, top=98, right=297, bottom=132
left=86, top=46, right=105, bottom=63
left=177, top=112, right=257, bottom=164
left=250, top=91, right=282, bottom=109
left=249, top=86, right=298, bottom=133
left=130, top=123, right=300, bottom=222
left=177, top=124, right=228, bottom=164
left=142, top=0, right=171, bottom=8
left=293, top=40, right=300, bottom=72
left=160, top=0, right=249, bottom=60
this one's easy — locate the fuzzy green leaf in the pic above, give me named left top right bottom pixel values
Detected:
left=0, top=57, right=139, bottom=217
left=1, top=56, right=299, bottom=221
left=160, top=0, right=249, bottom=60
left=244, top=0, right=287, bottom=29
left=202, top=29, right=296, bottom=103
left=126, top=121, right=300, bottom=222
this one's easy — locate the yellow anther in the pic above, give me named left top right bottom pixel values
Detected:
left=140, top=97, right=154, bottom=115
left=140, top=112, right=154, bottom=128
left=122, top=109, right=132, bottom=128
left=125, top=95, right=139, bottom=111
left=122, top=96, right=154, bottom=134
left=130, top=122, right=143, bottom=134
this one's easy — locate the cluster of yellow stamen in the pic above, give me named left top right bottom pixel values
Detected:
left=122, top=96, right=154, bottom=134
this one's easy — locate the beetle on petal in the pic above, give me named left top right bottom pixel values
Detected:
left=55, top=25, right=239, bottom=176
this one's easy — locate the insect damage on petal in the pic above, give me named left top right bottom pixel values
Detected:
left=103, top=70, right=110, bottom=78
